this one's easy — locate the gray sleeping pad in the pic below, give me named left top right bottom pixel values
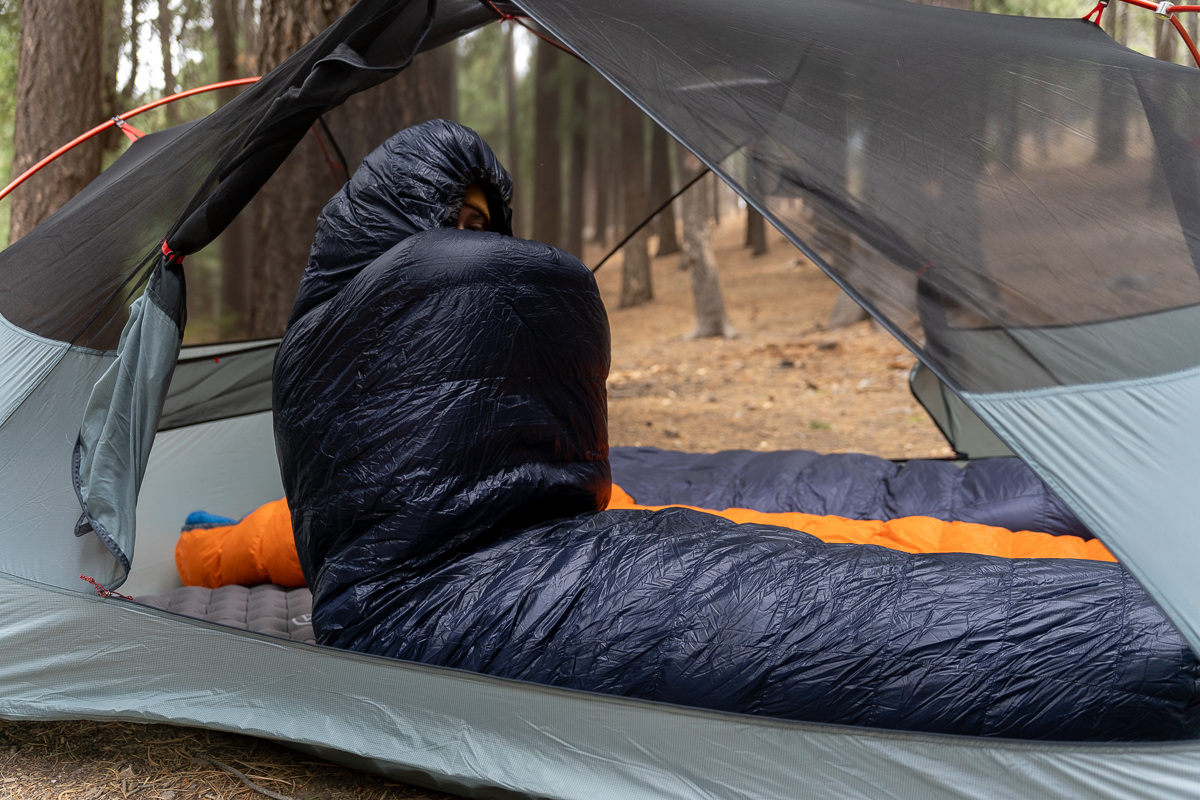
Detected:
left=138, top=584, right=315, bottom=644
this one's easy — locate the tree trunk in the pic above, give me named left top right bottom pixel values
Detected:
left=1094, top=65, right=1128, bottom=164
left=1103, top=0, right=1118, bottom=38
left=1155, top=17, right=1177, bottom=64
left=679, top=151, right=734, bottom=338
left=565, top=58, right=589, bottom=259
left=242, top=0, right=260, bottom=74
left=532, top=37, right=562, bottom=248
left=504, top=24, right=517, bottom=168
left=745, top=207, right=768, bottom=256
left=120, top=0, right=145, bottom=106
left=618, top=94, right=652, bottom=307
left=709, top=171, right=720, bottom=225
left=649, top=124, right=679, bottom=257
left=590, top=72, right=612, bottom=245
left=246, top=0, right=354, bottom=338
left=100, top=0, right=125, bottom=151
left=328, top=44, right=457, bottom=169
left=214, top=0, right=249, bottom=337
left=247, top=0, right=456, bottom=338
left=7, top=0, right=104, bottom=244
left=156, top=0, right=180, bottom=126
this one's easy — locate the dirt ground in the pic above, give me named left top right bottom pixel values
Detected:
left=0, top=213, right=951, bottom=799
left=599, top=212, right=953, bottom=460
left=0, top=720, right=454, bottom=800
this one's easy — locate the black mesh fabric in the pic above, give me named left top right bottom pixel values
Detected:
left=0, top=0, right=506, bottom=350
left=518, top=0, right=1200, bottom=392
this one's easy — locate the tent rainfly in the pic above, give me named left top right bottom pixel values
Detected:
left=3, top=0, right=1200, bottom=797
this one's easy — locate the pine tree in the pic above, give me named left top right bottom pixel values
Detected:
left=618, top=93, right=651, bottom=307
left=532, top=37, right=562, bottom=249
left=8, top=0, right=104, bottom=244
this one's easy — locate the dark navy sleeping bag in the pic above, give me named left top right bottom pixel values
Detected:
left=610, top=446, right=1091, bottom=538
left=274, top=120, right=1200, bottom=741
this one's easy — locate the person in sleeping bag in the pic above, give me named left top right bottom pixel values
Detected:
left=273, top=119, right=1200, bottom=742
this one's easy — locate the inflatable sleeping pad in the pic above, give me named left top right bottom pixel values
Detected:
left=273, top=120, right=1200, bottom=741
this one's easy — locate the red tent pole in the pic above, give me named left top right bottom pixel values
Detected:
left=0, top=76, right=261, bottom=205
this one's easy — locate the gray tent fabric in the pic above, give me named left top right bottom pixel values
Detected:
left=128, top=410, right=283, bottom=597
left=0, top=313, right=68, bottom=426
left=909, top=362, right=1013, bottom=459
left=72, top=265, right=185, bottom=589
left=4, top=0, right=1200, bottom=795
left=158, top=339, right=279, bottom=431
left=966, top=365, right=1200, bottom=654
left=3, top=572, right=1200, bottom=800
left=0, top=329, right=120, bottom=590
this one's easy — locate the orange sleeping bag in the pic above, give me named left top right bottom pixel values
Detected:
left=176, top=487, right=1115, bottom=588
left=175, top=498, right=305, bottom=588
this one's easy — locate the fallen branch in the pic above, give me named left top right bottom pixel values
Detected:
left=194, top=755, right=296, bottom=800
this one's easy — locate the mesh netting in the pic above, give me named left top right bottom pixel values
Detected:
left=520, top=0, right=1200, bottom=392
left=0, top=0, right=443, bottom=350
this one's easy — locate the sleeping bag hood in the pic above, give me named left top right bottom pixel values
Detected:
left=289, top=119, right=516, bottom=326
left=274, top=119, right=611, bottom=641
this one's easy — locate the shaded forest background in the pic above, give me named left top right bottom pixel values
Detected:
left=0, top=0, right=1189, bottom=344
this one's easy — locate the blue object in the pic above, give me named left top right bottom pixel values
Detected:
left=274, top=120, right=1200, bottom=742
left=183, top=510, right=237, bottom=529
left=610, top=446, right=1091, bottom=538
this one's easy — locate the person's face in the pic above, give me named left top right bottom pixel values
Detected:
left=456, top=204, right=488, bottom=232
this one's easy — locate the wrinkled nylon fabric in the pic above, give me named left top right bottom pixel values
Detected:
left=289, top=119, right=513, bottom=326
left=273, top=125, right=1200, bottom=741
left=610, top=446, right=1091, bottom=539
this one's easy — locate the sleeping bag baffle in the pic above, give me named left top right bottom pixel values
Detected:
left=273, top=120, right=1200, bottom=742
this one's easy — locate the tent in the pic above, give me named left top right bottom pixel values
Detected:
left=3, top=0, right=1200, bottom=796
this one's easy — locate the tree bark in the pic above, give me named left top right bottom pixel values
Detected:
left=100, top=0, right=125, bottom=151
left=242, top=0, right=259, bottom=74
left=1155, top=17, right=1178, bottom=64
left=504, top=23, right=517, bottom=168
left=120, top=0, right=145, bottom=106
left=247, top=0, right=457, bottom=338
left=565, top=58, right=589, bottom=259
left=246, top=0, right=354, bottom=338
left=328, top=43, right=456, bottom=169
left=156, top=0, right=180, bottom=126
left=532, top=37, right=562, bottom=249
left=214, top=0, right=249, bottom=337
left=618, top=94, right=652, bottom=307
left=649, top=124, right=679, bottom=257
left=590, top=72, right=613, bottom=246
left=679, top=151, right=734, bottom=338
left=745, top=207, right=768, bottom=256
left=1103, top=0, right=1118, bottom=38
left=7, top=0, right=104, bottom=244
left=709, top=171, right=720, bottom=225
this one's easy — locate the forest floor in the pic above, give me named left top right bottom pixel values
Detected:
left=598, top=211, right=953, bottom=460
left=0, top=213, right=951, bottom=800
